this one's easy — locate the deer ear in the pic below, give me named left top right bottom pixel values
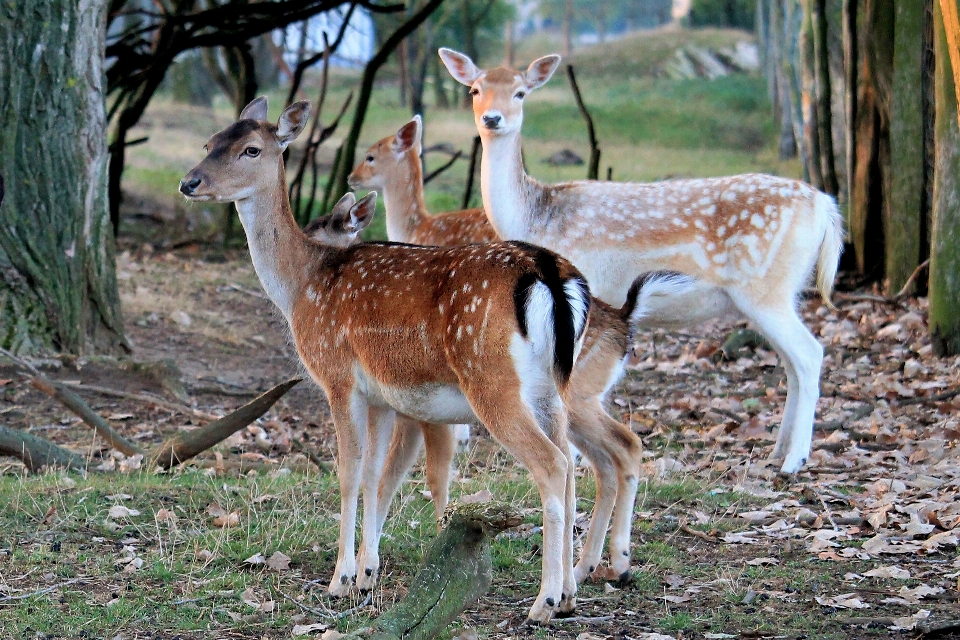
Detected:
left=524, top=55, right=561, bottom=90
left=392, top=115, right=422, bottom=154
left=240, top=96, right=269, bottom=121
left=439, top=48, right=482, bottom=87
left=346, top=192, right=377, bottom=233
left=330, top=192, right=357, bottom=220
left=277, top=101, right=310, bottom=149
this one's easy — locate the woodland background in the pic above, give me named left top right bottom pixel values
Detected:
left=0, top=1, right=959, bottom=638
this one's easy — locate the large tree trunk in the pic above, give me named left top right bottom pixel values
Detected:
left=930, top=0, right=960, bottom=355
left=0, top=0, right=127, bottom=354
left=888, top=0, right=931, bottom=294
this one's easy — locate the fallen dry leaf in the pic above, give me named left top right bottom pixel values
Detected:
left=815, top=593, right=870, bottom=609
left=213, top=510, right=241, bottom=528
left=864, top=565, right=911, bottom=579
left=746, top=557, right=779, bottom=566
left=243, top=553, right=266, bottom=566
left=292, top=623, right=328, bottom=636
left=155, top=508, right=177, bottom=523
left=266, top=551, right=291, bottom=571
left=108, top=505, right=140, bottom=519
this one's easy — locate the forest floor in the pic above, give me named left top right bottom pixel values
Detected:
left=3, top=26, right=960, bottom=640
left=1, top=250, right=959, bottom=640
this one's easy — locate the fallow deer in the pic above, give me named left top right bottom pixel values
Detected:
left=346, top=115, right=645, bottom=584
left=439, top=49, right=845, bottom=475
left=179, top=97, right=593, bottom=622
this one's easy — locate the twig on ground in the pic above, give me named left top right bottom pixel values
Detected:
left=679, top=523, right=719, bottom=543
left=898, top=387, right=960, bottom=406
left=59, top=380, right=220, bottom=421
left=291, top=438, right=334, bottom=472
left=893, top=258, right=930, bottom=299
left=551, top=615, right=615, bottom=625
left=0, top=578, right=82, bottom=603
left=29, top=377, right=144, bottom=457
left=815, top=403, right=875, bottom=432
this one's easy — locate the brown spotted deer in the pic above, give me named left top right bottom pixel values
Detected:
left=346, top=115, right=645, bottom=584
left=439, top=49, right=845, bottom=475
left=179, top=96, right=593, bottom=622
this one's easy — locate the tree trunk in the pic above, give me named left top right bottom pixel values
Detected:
left=0, top=0, right=127, bottom=354
left=849, top=0, right=894, bottom=278
left=888, top=0, right=930, bottom=294
left=930, top=0, right=960, bottom=355
left=843, top=0, right=858, bottom=203
left=801, top=0, right=825, bottom=189
left=813, top=0, right=839, bottom=195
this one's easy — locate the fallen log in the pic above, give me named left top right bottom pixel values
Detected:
left=341, top=501, right=523, bottom=640
left=0, top=424, right=86, bottom=472
left=151, top=378, right=301, bottom=469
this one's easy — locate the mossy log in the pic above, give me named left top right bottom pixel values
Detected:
left=0, top=424, right=86, bottom=472
left=343, top=502, right=523, bottom=640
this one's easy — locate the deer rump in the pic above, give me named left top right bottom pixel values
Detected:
left=297, top=239, right=590, bottom=424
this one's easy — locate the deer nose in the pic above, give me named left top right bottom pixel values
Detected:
left=482, top=113, right=502, bottom=129
left=179, top=176, right=202, bottom=195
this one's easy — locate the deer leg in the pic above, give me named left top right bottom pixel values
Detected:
left=328, top=391, right=367, bottom=597
left=422, top=423, right=456, bottom=524
left=464, top=387, right=571, bottom=624
left=735, top=297, right=824, bottom=474
left=356, top=406, right=396, bottom=592
left=603, top=412, right=643, bottom=582
left=376, top=414, right=425, bottom=534
left=568, top=402, right=617, bottom=585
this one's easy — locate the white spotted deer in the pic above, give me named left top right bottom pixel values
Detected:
left=345, top=115, right=645, bottom=584
left=439, top=49, right=845, bottom=474
left=180, top=97, right=592, bottom=622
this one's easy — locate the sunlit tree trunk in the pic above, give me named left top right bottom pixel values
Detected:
left=930, top=0, right=960, bottom=355
left=0, top=0, right=127, bottom=354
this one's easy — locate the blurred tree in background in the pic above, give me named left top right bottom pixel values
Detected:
left=690, top=0, right=758, bottom=29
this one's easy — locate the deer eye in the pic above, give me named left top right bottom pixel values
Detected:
left=366, top=155, right=375, bottom=163
left=515, top=91, right=526, bottom=99
left=469, top=87, right=479, bottom=96
left=243, top=146, right=260, bottom=157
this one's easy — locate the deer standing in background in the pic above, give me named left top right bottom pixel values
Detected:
left=439, top=49, right=845, bottom=475
left=345, top=115, right=645, bottom=585
left=180, top=97, right=592, bottom=622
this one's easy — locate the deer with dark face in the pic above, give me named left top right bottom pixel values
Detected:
left=346, top=115, right=646, bottom=585
left=180, top=97, right=592, bottom=622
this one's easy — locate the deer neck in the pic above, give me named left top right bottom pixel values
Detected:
left=234, top=166, right=315, bottom=320
left=479, top=130, right=537, bottom=241
left=382, top=152, right=429, bottom=243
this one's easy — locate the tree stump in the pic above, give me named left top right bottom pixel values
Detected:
left=343, top=502, right=522, bottom=640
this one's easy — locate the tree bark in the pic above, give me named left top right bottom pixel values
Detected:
left=0, top=424, right=86, bottom=472
left=0, top=0, right=127, bottom=355
left=801, top=0, right=825, bottom=189
left=813, top=0, right=839, bottom=195
left=888, top=0, right=930, bottom=294
left=849, top=0, right=894, bottom=278
left=931, top=0, right=960, bottom=355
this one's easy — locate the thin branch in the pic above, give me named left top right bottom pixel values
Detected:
left=0, top=424, right=87, bottom=473
left=423, top=150, right=463, bottom=184
left=29, top=378, right=145, bottom=457
left=566, top=64, right=600, bottom=180
left=59, top=381, right=220, bottom=421
left=462, top=136, right=481, bottom=209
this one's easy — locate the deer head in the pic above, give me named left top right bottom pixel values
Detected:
left=348, top=116, right=422, bottom=191
left=438, top=48, right=561, bottom=136
left=302, top=192, right=378, bottom=248
left=179, top=96, right=310, bottom=203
